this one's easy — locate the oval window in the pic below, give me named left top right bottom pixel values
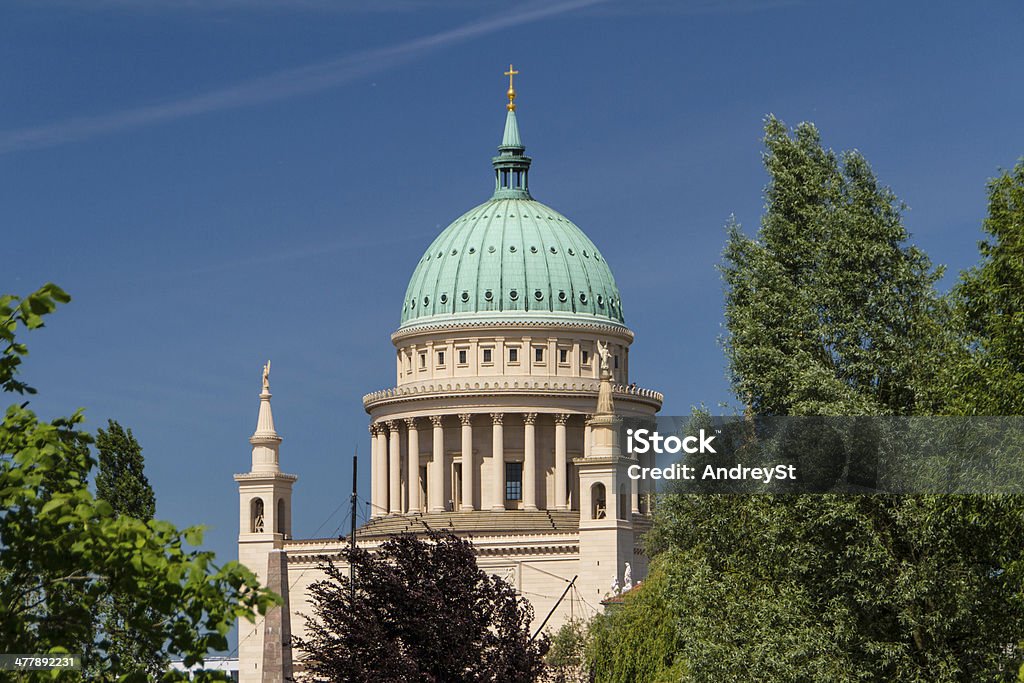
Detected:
left=440, top=293, right=448, bottom=304
left=558, top=291, right=567, bottom=303
left=461, top=291, right=470, bottom=302
left=580, top=293, right=588, bottom=304
left=423, top=296, right=430, bottom=306
left=534, top=290, right=544, bottom=301
left=509, top=290, right=519, bottom=301
left=484, top=290, right=493, bottom=301
left=568, top=248, right=575, bottom=256
left=509, top=245, right=517, bottom=253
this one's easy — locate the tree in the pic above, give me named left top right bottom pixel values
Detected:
left=948, top=159, right=1024, bottom=415
left=92, top=420, right=164, bottom=678
left=0, top=284, right=279, bottom=681
left=96, top=420, right=156, bottom=522
left=585, top=562, right=685, bottom=683
left=721, top=116, right=950, bottom=417
left=294, top=531, right=549, bottom=682
left=546, top=618, right=589, bottom=683
left=589, top=120, right=1024, bottom=682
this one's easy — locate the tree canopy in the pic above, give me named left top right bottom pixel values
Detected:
left=0, top=284, right=279, bottom=681
left=587, top=120, right=1024, bottom=682
left=294, top=531, right=548, bottom=683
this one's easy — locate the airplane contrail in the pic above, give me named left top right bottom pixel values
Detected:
left=0, top=0, right=608, bottom=155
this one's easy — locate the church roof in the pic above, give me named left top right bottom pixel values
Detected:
left=398, top=99, right=625, bottom=331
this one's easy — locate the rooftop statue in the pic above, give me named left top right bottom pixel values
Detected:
left=262, top=360, right=271, bottom=391
left=598, top=340, right=611, bottom=373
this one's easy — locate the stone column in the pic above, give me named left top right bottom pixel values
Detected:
left=491, top=413, right=505, bottom=511
left=583, top=414, right=593, bottom=458
left=373, top=424, right=387, bottom=518
left=460, top=413, right=474, bottom=511
left=523, top=413, right=537, bottom=510
left=406, top=418, right=420, bottom=513
left=555, top=413, right=569, bottom=510
left=369, top=424, right=381, bottom=519
left=388, top=421, right=401, bottom=514
left=429, top=415, right=445, bottom=512
left=631, top=458, right=641, bottom=516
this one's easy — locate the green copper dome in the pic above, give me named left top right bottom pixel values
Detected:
left=399, top=109, right=625, bottom=330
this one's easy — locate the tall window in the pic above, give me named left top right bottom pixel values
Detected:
left=505, top=462, right=523, bottom=501
left=419, top=353, right=426, bottom=369
left=559, top=348, right=568, bottom=364
left=591, top=483, right=606, bottom=520
left=534, top=347, right=544, bottom=363
left=581, top=350, right=590, bottom=365
left=483, top=349, right=493, bottom=364
left=509, top=348, right=519, bottom=363
left=458, top=349, right=467, bottom=365
left=437, top=350, right=445, bottom=366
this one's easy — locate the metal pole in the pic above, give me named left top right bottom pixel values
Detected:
left=350, top=451, right=358, bottom=603
left=531, top=575, right=577, bottom=641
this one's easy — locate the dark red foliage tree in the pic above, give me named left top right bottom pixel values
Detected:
left=294, top=531, right=549, bottom=682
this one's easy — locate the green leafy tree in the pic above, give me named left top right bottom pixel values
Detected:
left=949, top=159, right=1024, bottom=415
left=91, top=420, right=164, bottom=678
left=721, top=116, right=950, bottom=416
left=96, top=421, right=156, bottom=521
left=588, top=121, right=1024, bottom=682
left=294, top=530, right=548, bottom=682
left=546, top=618, right=589, bottom=683
left=0, top=284, right=279, bottom=681
left=586, top=562, right=685, bottom=683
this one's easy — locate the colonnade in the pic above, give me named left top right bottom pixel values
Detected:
left=368, top=413, right=656, bottom=518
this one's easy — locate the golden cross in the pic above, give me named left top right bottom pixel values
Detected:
left=504, top=64, right=519, bottom=90
left=504, top=64, right=519, bottom=110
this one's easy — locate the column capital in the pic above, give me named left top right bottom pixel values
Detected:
left=386, top=420, right=400, bottom=432
left=459, top=413, right=474, bottom=426
left=429, top=414, right=444, bottom=428
left=405, top=417, right=419, bottom=430
left=369, top=423, right=379, bottom=436
left=555, top=413, right=571, bottom=425
left=491, top=412, right=504, bottom=425
left=523, top=412, right=538, bottom=425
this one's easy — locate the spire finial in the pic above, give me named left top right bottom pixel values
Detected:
left=504, top=64, right=519, bottom=111
left=262, top=359, right=271, bottom=392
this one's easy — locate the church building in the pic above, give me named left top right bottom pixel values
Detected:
left=235, top=70, right=663, bottom=681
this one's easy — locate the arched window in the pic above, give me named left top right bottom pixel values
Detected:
left=591, top=483, right=606, bottom=520
left=251, top=498, right=265, bottom=533
left=276, top=498, right=286, bottom=535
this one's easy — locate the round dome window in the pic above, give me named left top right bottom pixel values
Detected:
left=530, top=246, right=538, bottom=253
left=440, top=293, right=448, bottom=304
left=550, top=246, right=558, bottom=254
left=597, top=295, right=604, bottom=306
left=423, top=296, right=430, bottom=306
left=488, top=246, right=496, bottom=253
left=534, top=290, right=543, bottom=301
left=484, top=290, right=493, bottom=301
left=509, top=289, right=519, bottom=301
left=568, top=248, right=575, bottom=256
left=558, top=291, right=567, bottom=303
left=509, top=245, right=517, bottom=253
left=579, top=293, right=588, bottom=304
left=468, top=247, right=476, bottom=254
left=461, top=291, right=470, bottom=302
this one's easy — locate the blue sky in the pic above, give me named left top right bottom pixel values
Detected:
left=4, top=0, right=1024, bottom=647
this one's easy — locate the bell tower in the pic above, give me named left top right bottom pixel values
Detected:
left=574, top=343, right=636, bottom=605
left=235, top=361, right=297, bottom=683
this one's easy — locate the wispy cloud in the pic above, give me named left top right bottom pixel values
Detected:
left=0, top=0, right=606, bottom=155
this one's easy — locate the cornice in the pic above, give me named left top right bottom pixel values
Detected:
left=363, top=378, right=663, bottom=411
left=391, top=316, right=635, bottom=345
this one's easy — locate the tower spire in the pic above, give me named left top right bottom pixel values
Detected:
left=492, top=63, right=531, bottom=199
left=250, top=360, right=282, bottom=472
